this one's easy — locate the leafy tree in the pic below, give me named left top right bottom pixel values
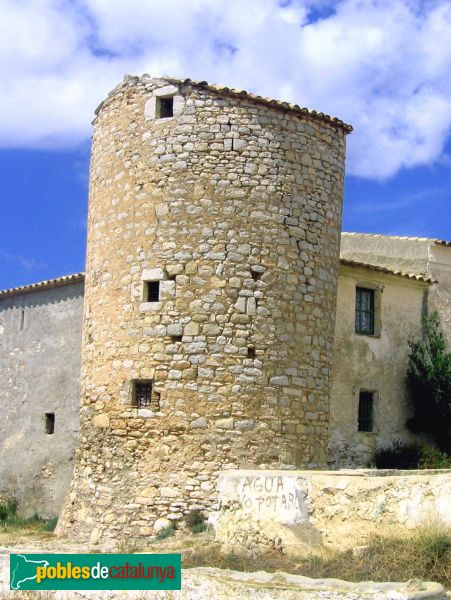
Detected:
left=406, top=312, right=451, bottom=454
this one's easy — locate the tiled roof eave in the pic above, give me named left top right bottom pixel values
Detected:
left=0, top=258, right=436, bottom=298
left=0, top=273, right=85, bottom=299
left=95, top=74, right=353, bottom=134
left=342, top=232, right=451, bottom=246
left=171, top=77, right=353, bottom=134
left=340, top=259, right=436, bottom=284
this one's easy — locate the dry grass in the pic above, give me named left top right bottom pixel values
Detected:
left=2, top=518, right=450, bottom=590
left=293, top=525, right=450, bottom=587
left=0, top=498, right=57, bottom=547
left=180, top=520, right=451, bottom=588
left=0, top=521, right=55, bottom=546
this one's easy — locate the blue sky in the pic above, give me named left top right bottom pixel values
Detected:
left=0, top=0, right=450, bottom=290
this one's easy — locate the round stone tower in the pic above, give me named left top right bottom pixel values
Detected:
left=58, top=75, right=352, bottom=543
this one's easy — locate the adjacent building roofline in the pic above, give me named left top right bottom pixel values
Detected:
left=0, top=258, right=435, bottom=299
left=339, top=259, right=436, bottom=283
left=342, top=232, right=451, bottom=247
left=96, top=74, right=353, bottom=134
left=0, top=273, right=85, bottom=299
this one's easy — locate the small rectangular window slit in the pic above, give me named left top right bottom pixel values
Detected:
left=247, top=346, right=256, bottom=358
left=145, top=281, right=160, bottom=303
left=358, top=392, right=374, bottom=432
left=171, top=335, right=183, bottom=342
left=45, top=413, right=55, bottom=435
left=157, top=97, right=174, bottom=118
left=132, top=380, right=155, bottom=408
left=251, top=270, right=263, bottom=282
left=19, top=309, right=25, bottom=331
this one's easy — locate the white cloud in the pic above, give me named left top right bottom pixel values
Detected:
left=0, top=0, right=450, bottom=179
left=0, top=251, right=47, bottom=271
left=354, top=187, right=446, bottom=213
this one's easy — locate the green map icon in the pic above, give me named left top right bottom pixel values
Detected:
left=10, top=554, right=49, bottom=590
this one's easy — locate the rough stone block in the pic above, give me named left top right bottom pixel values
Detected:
left=270, top=376, right=289, bottom=386
left=141, top=268, right=164, bottom=281
left=216, top=418, right=234, bottom=430
left=191, top=417, right=208, bottom=429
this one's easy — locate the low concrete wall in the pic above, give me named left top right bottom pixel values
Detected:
left=215, top=469, right=451, bottom=556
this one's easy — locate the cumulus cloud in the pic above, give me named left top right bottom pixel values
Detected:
left=0, top=0, right=450, bottom=179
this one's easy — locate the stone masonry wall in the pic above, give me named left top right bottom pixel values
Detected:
left=57, top=75, right=349, bottom=543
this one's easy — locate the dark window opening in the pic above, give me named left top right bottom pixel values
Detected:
left=19, top=309, right=25, bottom=331
left=157, top=96, right=174, bottom=118
left=45, top=413, right=55, bottom=435
left=355, top=287, right=375, bottom=335
left=145, top=281, right=160, bottom=303
left=133, top=380, right=153, bottom=408
left=247, top=346, right=256, bottom=358
left=251, top=270, right=263, bottom=282
left=171, top=335, right=183, bottom=342
left=358, top=391, right=374, bottom=432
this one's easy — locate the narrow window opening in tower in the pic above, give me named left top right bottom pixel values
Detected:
left=171, top=335, right=183, bottom=342
left=132, top=380, right=153, bottom=408
left=144, top=281, right=160, bottom=302
left=19, top=309, right=25, bottom=331
left=251, top=270, right=262, bottom=282
left=248, top=346, right=256, bottom=358
left=157, top=96, right=174, bottom=118
left=45, top=412, right=55, bottom=435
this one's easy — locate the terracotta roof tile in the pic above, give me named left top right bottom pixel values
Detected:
left=340, top=259, right=435, bottom=283
left=342, top=232, right=451, bottom=247
left=98, top=74, right=353, bottom=134
left=168, top=77, right=353, bottom=133
left=0, top=273, right=85, bottom=299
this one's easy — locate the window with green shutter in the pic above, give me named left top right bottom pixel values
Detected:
left=355, top=287, right=375, bottom=335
